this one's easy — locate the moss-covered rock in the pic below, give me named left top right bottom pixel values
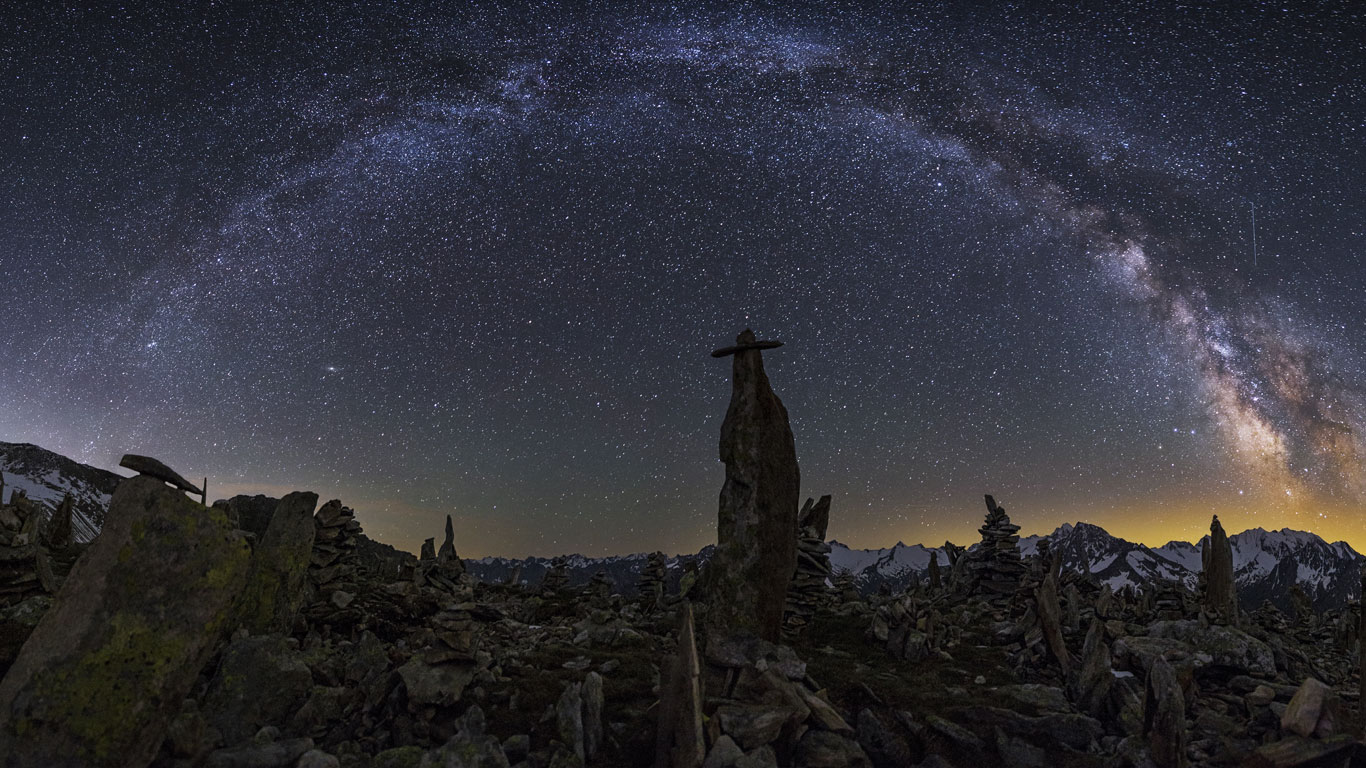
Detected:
left=236, top=491, right=318, bottom=634
left=0, top=475, right=252, bottom=767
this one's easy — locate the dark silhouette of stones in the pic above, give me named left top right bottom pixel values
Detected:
left=541, top=555, right=569, bottom=594
left=437, top=514, right=462, bottom=573
left=1036, top=564, right=1071, bottom=675
left=705, top=329, right=800, bottom=645
left=118, top=454, right=203, bottom=496
left=655, top=601, right=704, bottom=768
left=637, top=551, right=666, bottom=610
left=966, top=495, right=1026, bottom=599
left=1202, top=514, right=1237, bottom=624
left=0, top=475, right=251, bottom=767
left=213, top=495, right=278, bottom=539
left=1070, top=618, right=1111, bottom=717
left=928, top=551, right=941, bottom=591
left=1143, top=656, right=1187, bottom=768
left=420, top=537, right=436, bottom=561
left=237, top=492, right=319, bottom=634
left=785, top=495, right=833, bottom=637
left=1360, top=568, right=1366, bottom=736
left=44, top=493, right=73, bottom=549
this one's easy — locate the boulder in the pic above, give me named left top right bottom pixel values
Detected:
left=0, top=475, right=252, bottom=767
left=236, top=492, right=319, bottom=634
left=201, top=633, right=314, bottom=746
left=794, top=729, right=872, bottom=767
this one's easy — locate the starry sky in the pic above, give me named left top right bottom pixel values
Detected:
left=2, top=2, right=1364, bottom=558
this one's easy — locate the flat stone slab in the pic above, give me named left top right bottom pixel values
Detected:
left=711, top=340, right=782, bottom=357
left=119, top=454, right=203, bottom=495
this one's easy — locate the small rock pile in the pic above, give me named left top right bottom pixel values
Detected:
left=0, top=490, right=54, bottom=606
left=966, top=494, right=1026, bottom=600
left=784, top=495, right=833, bottom=638
left=636, top=551, right=666, bottom=610
left=541, top=555, right=570, bottom=594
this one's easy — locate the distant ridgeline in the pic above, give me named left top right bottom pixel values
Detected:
left=0, top=442, right=121, bottom=542
left=4, top=440, right=1362, bottom=615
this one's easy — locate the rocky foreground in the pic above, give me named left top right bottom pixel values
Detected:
left=0, top=469, right=1364, bottom=767
left=2, top=332, right=1366, bottom=768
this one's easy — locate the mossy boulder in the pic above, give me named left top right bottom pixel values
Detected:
left=235, top=491, right=318, bottom=634
left=201, top=633, right=314, bottom=746
left=0, top=475, right=252, bottom=767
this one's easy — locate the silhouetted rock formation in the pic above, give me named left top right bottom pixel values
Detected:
left=785, top=495, right=833, bottom=638
left=1203, top=514, right=1237, bottom=624
left=705, top=329, right=800, bottom=646
left=0, top=475, right=250, bottom=766
left=966, top=494, right=1026, bottom=599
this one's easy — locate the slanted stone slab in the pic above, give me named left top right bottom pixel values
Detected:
left=237, top=492, right=319, bottom=634
left=0, top=475, right=252, bottom=767
left=119, top=454, right=203, bottom=496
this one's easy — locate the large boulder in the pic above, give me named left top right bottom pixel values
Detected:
left=0, top=475, right=252, bottom=767
left=236, top=492, right=319, bottom=634
left=201, top=633, right=314, bottom=746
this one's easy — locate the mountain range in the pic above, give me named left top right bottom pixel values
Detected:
left=0, top=442, right=123, bottom=543
left=4, top=441, right=1360, bottom=613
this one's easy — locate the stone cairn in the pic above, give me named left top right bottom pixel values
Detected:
left=834, top=568, right=859, bottom=604
left=0, top=487, right=56, bottom=607
left=414, top=514, right=466, bottom=597
left=636, top=551, right=666, bottom=611
left=541, top=555, right=570, bottom=594
left=967, top=494, right=1027, bottom=600
left=1201, top=514, right=1237, bottom=624
left=586, top=568, right=612, bottom=604
left=307, top=500, right=364, bottom=618
left=704, top=329, right=800, bottom=646
left=783, top=494, right=832, bottom=638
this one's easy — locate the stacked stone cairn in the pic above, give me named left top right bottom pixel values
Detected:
left=587, top=568, right=612, bottom=604
left=1150, top=579, right=1191, bottom=621
left=541, top=555, right=570, bottom=594
left=0, top=486, right=56, bottom=608
left=784, top=495, right=832, bottom=638
left=306, top=500, right=364, bottom=621
left=834, top=568, right=859, bottom=603
left=636, top=551, right=666, bottom=610
left=414, top=514, right=467, bottom=598
left=966, top=494, right=1026, bottom=600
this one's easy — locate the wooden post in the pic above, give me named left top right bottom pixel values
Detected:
left=201, top=478, right=208, bottom=507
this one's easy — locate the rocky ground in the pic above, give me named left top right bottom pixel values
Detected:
left=1, top=475, right=1366, bottom=767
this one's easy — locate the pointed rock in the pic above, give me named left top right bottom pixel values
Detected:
left=0, top=475, right=252, bottom=766
left=44, top=493, right=74, bottom=549
left=705, top=329, right=800, bottom=645
left=1201, top=514, right=1237, bottom=624
left=1143, top=656, right=1187, bottom=768
left=420, top=537, right=436, bottom=561
left=1036, top=565, right=1071, bottom=675
left=437, top=514, right=460, bottom=568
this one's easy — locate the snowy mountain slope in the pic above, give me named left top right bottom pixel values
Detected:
left=0, top=442, right=125, bottom=543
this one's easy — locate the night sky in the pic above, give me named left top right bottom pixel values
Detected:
left=2, top=2, right=1363, bottom=557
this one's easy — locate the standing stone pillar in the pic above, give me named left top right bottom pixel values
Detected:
left=705, top=330, right=800, bottom=645
left=1201, top=515, right=1237, bottom=624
